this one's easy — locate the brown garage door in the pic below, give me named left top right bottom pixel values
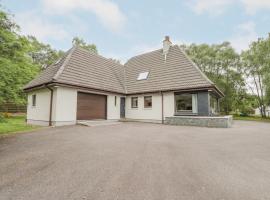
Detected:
left=77, top=92, right=107, bottom=120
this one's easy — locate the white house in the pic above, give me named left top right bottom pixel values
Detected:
left=23, top=37, right=224, bottom=126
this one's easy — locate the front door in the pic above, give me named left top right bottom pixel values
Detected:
left=120, top=97, right=125, bottom=118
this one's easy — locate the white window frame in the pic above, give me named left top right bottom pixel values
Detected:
left=131, top=97, right=138, bottom=108
left=144, top=96, right=152, bottom=108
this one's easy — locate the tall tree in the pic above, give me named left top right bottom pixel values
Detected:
left=0, top=7, right=63, bottom=105
left=27, top=36, right=64, bottom=68
left=182, top=42, right=246, bottom=114
left=241, top=36, right=270, bottom=117
left=72, top=37, right=98, bottom=54
left=0, top=8, right=38, bottom=105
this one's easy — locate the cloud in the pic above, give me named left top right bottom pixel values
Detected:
left=241, top=0, right=270, bottom=14
left=189, top=0, right=270, bottom=15
left=42, top=0, right=126, bottom=33
left=15, top=11, right=69, bottom=42
left=189, top=0, right=234, bottom=15
left=229, top=21, right=258, bottom=52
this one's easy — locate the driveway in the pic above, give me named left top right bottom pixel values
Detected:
left=0, top=121, right=270, bottom=200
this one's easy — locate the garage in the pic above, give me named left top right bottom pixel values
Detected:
left=77, top=92, right=107, bottom=120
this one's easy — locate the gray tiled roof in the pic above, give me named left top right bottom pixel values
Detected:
left=124, top=45, right=214, bottom=94
left=23, top=46, right=126, bottom=93
left=24, top=45, right=218, bottom=95
left=23, top=49, right=72, bottom=90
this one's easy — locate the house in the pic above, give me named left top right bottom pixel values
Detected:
left=23, top=36, right=224, bottom=126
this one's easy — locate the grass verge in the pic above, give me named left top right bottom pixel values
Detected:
left=233, top=115, right=270, bottom=123
left=0, top=116, right=40, bottom=136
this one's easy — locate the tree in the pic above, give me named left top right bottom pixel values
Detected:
left=241, top=36, right=270, bottom=118
left=0, top=4, right=70, bottom=106
left=72, top=37, right=98, bottom=54
left=0, top=8, right=39, bottom=105
left=182, top=42, right=246, bottom=114
left=27, top=36, right=64, bottom=68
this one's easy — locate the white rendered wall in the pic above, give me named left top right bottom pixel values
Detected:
left=53, top=87, right=77, bottom=126
left=27, top=88, right=54, bottom=126
left=163, top=92, right=175, bottom=119
left=125, top=94, right=161, bottom=121
left=107, top=95, right=121, bottom=120
left=125, top=92, right=175, bottom=122
left=27, top=86, right=175, bottom=125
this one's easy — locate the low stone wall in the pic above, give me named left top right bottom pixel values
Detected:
left=165, top=116, right=233, bottom=128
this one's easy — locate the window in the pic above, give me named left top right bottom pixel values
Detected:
left=114, top=96, right=117, bottom=106
left=131, top=97, right=138, bottom=108
left=144, top=96, right=152, bottom=108
left=137, top=72, right=149, bottom=80
left=175, top=93, right=198, bottom=114
left=210, top=95, right=218, bottom=114
left=32, top=94, right=36, bottom=107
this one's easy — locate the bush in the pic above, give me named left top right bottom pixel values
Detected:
left=3, top=112, right=11, bottom=118
left=0, top=113, right=7, bottom=123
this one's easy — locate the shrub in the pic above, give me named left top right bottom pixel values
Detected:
left=3, top=112, right=11, bottom=118
left=0, top=113, right=7, bottom=123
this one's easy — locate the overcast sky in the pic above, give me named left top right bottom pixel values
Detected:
left=2, top=0, right=270, bottom=62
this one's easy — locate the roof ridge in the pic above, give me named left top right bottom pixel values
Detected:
left=52, top=46, right=76, bottom=81
left=176, top=45, right=214, bottom=85
left=124, top=48, right=163, bottom=64
left=124, top=45, right=182, bottom=65
left=76, top=46, right=124, bottom=67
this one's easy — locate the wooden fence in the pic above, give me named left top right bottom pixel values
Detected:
left=0, top=103, right=27, bottom=113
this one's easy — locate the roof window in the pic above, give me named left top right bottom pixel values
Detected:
left=137, top=72, right=149, bottom=80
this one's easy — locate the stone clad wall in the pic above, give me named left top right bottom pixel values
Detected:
left=165, top=116, right=233, bottom=128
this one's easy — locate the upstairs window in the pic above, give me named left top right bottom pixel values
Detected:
left=144, top=96, right=152, bottom=108
left=115, top=96, right=117, bottom=106
left=137, top=72, right=149, bottom=80
left=32, top=94, right=36, bottom=107
left=131, top=97, right=138, bottom=108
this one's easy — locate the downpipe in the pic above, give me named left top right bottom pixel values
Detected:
left=45, top=85, right=53, bottom=126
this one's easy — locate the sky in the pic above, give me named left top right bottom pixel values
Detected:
left=2, top=0, right=270, bottom=62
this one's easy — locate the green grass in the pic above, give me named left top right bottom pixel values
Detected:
left=233, top=115, right=270, bottom=123
left=0, top=116, right=40, bottom=135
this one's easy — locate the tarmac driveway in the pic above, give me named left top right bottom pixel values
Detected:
left=0, top=121, right=270, bottom=200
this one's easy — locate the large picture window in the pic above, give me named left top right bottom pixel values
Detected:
left=175, top=93, right=197, bottom=114
left=131, top=97, right=138, bottom=108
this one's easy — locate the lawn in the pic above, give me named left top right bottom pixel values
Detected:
left=0, top=116, right=39, bottom=135
left=233, top=115, right=270, bottom=123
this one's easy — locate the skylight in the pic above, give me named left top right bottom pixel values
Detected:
left=137, top=72, right=149, bottom=80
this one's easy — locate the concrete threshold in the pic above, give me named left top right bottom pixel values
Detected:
left=77, top=120, right=122, bottom=127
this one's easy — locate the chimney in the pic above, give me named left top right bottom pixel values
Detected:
left=163, top=36, right=172, bottom=55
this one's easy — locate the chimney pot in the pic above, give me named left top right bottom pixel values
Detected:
left=163, top=36, right=172, bottom=55
left=164, top=36, right=170, bottom=41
